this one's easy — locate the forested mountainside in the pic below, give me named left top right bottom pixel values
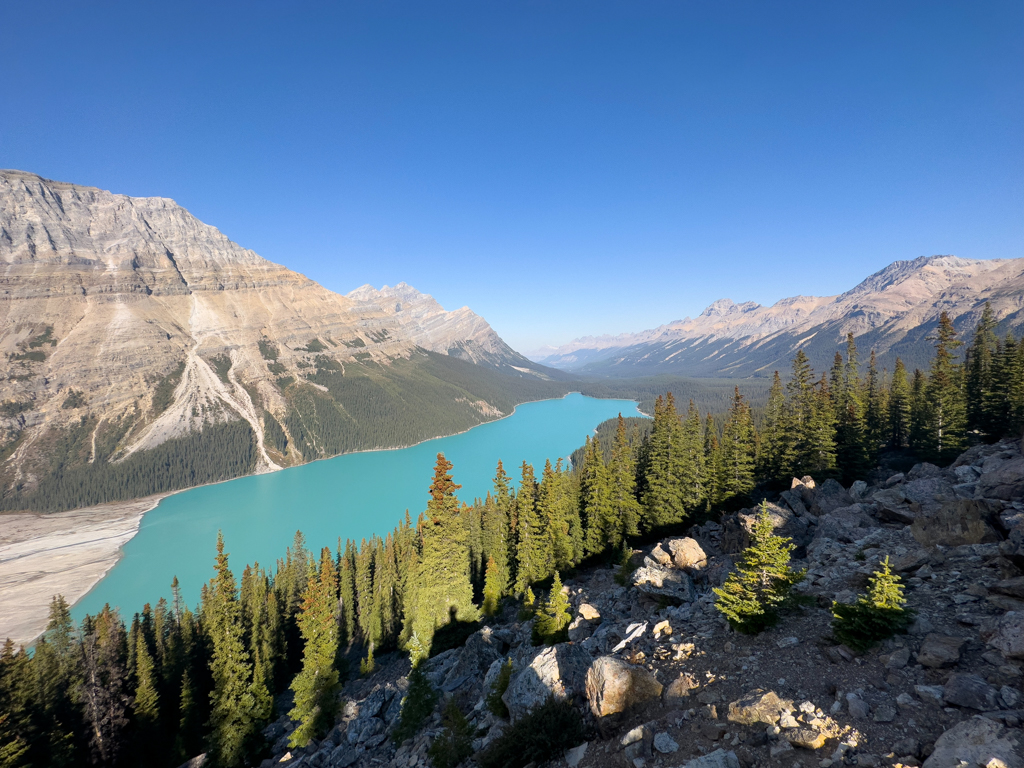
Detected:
left=534, top=255, right=1024, bottom=378
left=0, top=171, right=774, bottom=513
left=4, top=316, right=1022, bottom=768
left=0, top=170, right=569, bottom=511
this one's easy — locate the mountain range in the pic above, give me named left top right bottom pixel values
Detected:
left=0, top=170, right=562, bottom=511
left=532, top=255, right=1024, bottom=377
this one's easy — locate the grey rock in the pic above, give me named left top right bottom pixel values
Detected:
left=921, top=715, right=1023, bottom=768
left=916, top=634, right=966, bottom=668
left=849, top=480, right=869, bottom=500
left=846, top=693, right=870, bottom=718
left=330, top=744, right=359, bottom=768
left=652, top=732, right=678, bottom=754
left=941, top=673, right=1000, bottom=710
left=585, top=656, right=663, bottom=717
left=976, top=455, right=1024, bottom=501
left=813, top=504, right=877, bottom=544
left=883, top=473, right=905, bottom=488
left=872, top=704, right=896, bottom=722
left=628, top=563, right=696, bottom=603
left=912, top=498, right=1000, bottom=547
left=812, top=479, right=854, bottom=515
left=908, top=462, right=943, bottom=481
left=667, top=537, right=707, bottom=571
left=914, top=685, right=945, bottom=705
left=989, top=611, right=1024, bottom=659
left=565, top=742, right=588, bottom=768
left=871, top=488, right=916, bottom=525
left=502, top=643, right=591, bottom=722
left=891, top=737, right=920, bottom=758
left=681, top=749, right=741, bottom=768
left=1000, top=685, right=1021, bottom=708
left=886, top=647, right=911, bottom=669
left=779, top=489, right=809, bottom=516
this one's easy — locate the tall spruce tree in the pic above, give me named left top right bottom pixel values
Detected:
left=409, top=454, right=477, bottom=652
left=482, top=462, right=512, bottom=597
left=79, top=605, right=129, bottom=768
left=205, top=533, right=263, bottom=768
left=966, top=302, right=998, bottom=440
left=642, top=394, right=684, bottom=529
left=864, top=349, right=887, bottom=459
left=887, top=358, right=911, bottom=448
left=785, top=350, right=819, bottom=477
left=718, top=388, right=755, bottom=502
left=923, top=312, right=966, bottom=463
left=908, top=368, right=929, bottom=452
left=514, top=462, right=548, bottom=592
left=289, top=548, right=341, bottom=748
left=832, top=337, right=869, bottom=484
left=758, top=372, right=788, bottom=482
left=608, top=415, right=641, bottom=545
left=679, top=400, right=706, bottom=513
left=580, top=436, right=615, bottom=556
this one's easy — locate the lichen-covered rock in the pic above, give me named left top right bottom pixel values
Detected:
left=921, top=715, right=1023, bottom=768
left=585, top=656, right=663, bottom=717
left=726, top=689, right=794, bottom=726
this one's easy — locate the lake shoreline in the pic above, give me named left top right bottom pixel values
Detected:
left=2, top=392, right=630, bottom=646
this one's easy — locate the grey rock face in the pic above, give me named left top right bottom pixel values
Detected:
left=921, top=716, right=1023, bottom=768
left=976, top=455, right=1024, bottom=500
left=629, top=563, right=696, bottom=603
left=585, top=656, right=663, bottom=717
left=811, top=479, right=854, bottom=515
left=501, top=643, right=590, bottom=722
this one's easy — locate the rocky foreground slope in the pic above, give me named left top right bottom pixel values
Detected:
left=0, top=170, right=557, bottom=509
left=259, top=438, right=1024, bottom=768
left=534, top=255, right=1024, bottom=377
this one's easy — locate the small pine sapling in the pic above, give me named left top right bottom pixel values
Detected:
left=832, top=555, right=914, bottom=652
left=713, top=502, right=806, bottom=634
left=485, top=658, right=513, bottom=718
left=427, top=699, right=474, bottom=768
left=614, top=540, right=636, bottom=586
left=392, top=649, right=439, bottom=744
left=533, top=573, right=572, bottom=645
left=518, top=586, right=536, bottom=621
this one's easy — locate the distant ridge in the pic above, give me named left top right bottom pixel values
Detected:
left=532, top=255, right=1024, bottom=377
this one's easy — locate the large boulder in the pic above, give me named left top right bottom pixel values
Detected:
left=941, top=673, right=1000, bottom=710
left=813, top=504, right=877, bottom=544
left=629, top=562, right=696, bottom=603
left=871, top=487, right=917, bottom=525
left=988, top=611, right=1024, bottom=659
left=726, top=689, right=794, bottom=726
left=921, top=716, right=1023, bottom=768
left=916, top=634, right=966, bottom=668
left=911, top=498, right=1000, bottom=548
left=585, top=656, right=663, bottom=717
left=502, top=644, right=591, bottom=722
left=811, top=479, right=854, bottom=515
left=976, top=454, right=1024, bottom=501
left=667, top=537, right=707, bottom=571
left=442, top=626, right=504, bottom=700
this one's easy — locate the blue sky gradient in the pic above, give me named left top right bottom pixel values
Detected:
left=2, top=1, right=1021, bottom=352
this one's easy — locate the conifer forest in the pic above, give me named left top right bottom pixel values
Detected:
left=2, top=309, right=1023, bottom=768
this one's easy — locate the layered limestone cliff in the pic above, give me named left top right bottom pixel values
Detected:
left=0, top=170, right=554, bottom=509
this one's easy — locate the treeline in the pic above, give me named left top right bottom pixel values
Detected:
left=3, top=309, right=1022, bottom=766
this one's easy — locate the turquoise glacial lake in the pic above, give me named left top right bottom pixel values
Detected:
left=72, top=394, right=641, bottom=621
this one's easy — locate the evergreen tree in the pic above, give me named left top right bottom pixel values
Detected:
left=175, top=670, right=203, bottom=763
left=338, top=540, right=357, bottom=646
left=713, top=503, right=806, bottom=633
left=79, top=605, right=129, bottom=768
left=607, top=415, right=641, bottom=546
left=289, top=548, right=341, bottom=748
left=718, top=388, right=755, bottom=502
left=887, top=358, right=911, bottom=448
left=642, top=394, right=684, bottom=529
left=908, top=368, right=929, bottom=452
left=354, top=538, right=378, bottom=648
left=514, top=462, right=548, bottom=592
left=832, top=556, right=913, bottom=652
left=533, top=573, right=572, bottom=645
left=832, top=338, right=868, bottom=484
left=679, top=400, right=706, bottom=513
left=758, top=372, right=788, bottom=482
left=482, top=556, right=502, bottom=616
left=32, top=595, right=81, bottom=767
left=785, top=350, right=819, bottom=477
left=205, top=533, right=262, bottom=768
left=923, top=312, right=967, bottom=463
left=132, top=628, right=161, bottom=737
left=408, top=454, right=477, bottom=653
left=484, top=462, right=512, bottom=597
left=863, top=349, right=887, bottom=460
left=579, top=436, right=614, bottom=556
left=966, top=302, right=998, bottom=439
left=704, top=413, right=721, bottom=507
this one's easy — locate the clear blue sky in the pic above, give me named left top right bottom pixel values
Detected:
left=2, top=2, right=1021, bottom=353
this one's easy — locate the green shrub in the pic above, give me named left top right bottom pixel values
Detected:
left=485, top=658, right=513, bottom=718
left=832, top=555, right=914, bottom=652
left=392, top=663, right=438, bottom=744
left=614, top=540, right=636, bottom=586
left=477, top=698, right=586, bottom=768
left=427, top=699, right=473, bottom=768
left=713, top=502, right=807, bottom=634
